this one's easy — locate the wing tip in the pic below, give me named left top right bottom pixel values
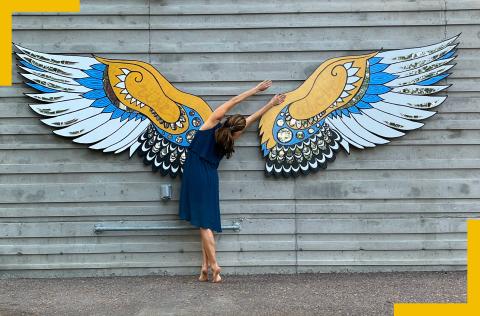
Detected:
left=443, top=33, right=461, bottom=46
left=12, top=42, right=25, bottom=53
left=41, top=117, right=59, bottom=127
left=29, top=104, right=48, bottom=116
left=52, top=128, right=72, bottom=137
left=23, top=91, right=35, bottom=98
left=450, top=32, right=462, bottom=41
left=339, top=138, right=350, bottom=154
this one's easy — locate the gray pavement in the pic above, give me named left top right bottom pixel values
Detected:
left=0, top=271, right=466, bottom=316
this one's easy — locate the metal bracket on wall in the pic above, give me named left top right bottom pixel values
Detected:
left=93, top=220, right=242, bottom=234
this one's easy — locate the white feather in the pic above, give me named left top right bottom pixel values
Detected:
left=385, top=65, right=453, bottom=87
left=116, top=137, right=138, bottom=155
left=376, top=35, right=458, bottom=63
left=340, top=115, right=389, bottom=144
left=104, top=119, right=150, bottom=152
left=16, top=54, right=88, bottom=78
left=395, top=58, right=455, bottom=78
left=89, top=119, right=142, bottom=150
left=391, top=84, right=448, bottom=95
left=129, top=142, right=142, bottom=157
left=351, top=112, right=405, bottom=138
left=384, top=45, right=456, bottom=74
left=339, top=138, right=350, bottom=153
left=73, top=118, right=128, bottom=144
left=21, top=73, right=91, bottom=93
left=370, top=101, right=436, bottom=120
left=14, top=43, right=98, bottom=70
left=29, top=98, right=94, bottom=117
left=326, top=116, right=374, bottom=148
left=19, top=66, right=81, bottom=86
left=361, top=108, right=424, bottom=131
left=53, top=113, right=112, bottom=137
left=41, top=106, right=103, bottom=127
left=379, top=92, right=446, bottom=109
left=25, top=92, right=82, bottom=103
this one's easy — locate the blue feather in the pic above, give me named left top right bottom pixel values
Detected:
left=91, top=97, right=112, bottom=108
left=261, top=143, right=270, bottom=156
left=101, top=104, right=117, bottom=113
left=417, top=73, right=449, bottom=86
left=91, top=63, right=106, bottom=71
left=76, top=77, right=103, bottom=90
left=83, top=89, right=106, bottom=99
left=111, top=108, right=125, bottom=119
left=368, top=57, right=382, bottom=65
left=84, top=69, right=104, bottom=79
left=128, top=112, right=138, bottom=120
left=120, top=111, right=131, bottom=122
left=356, top=101, right=373, bottom=109
left=341, top=109, right=350, bottom=117
left=26, top=83, right=58, bottom=93
left=366, top=84, right=391, bottom=95
left=362, top=94, right=383, bottom=103
left=348, top=106, right=361, bottom=114
left=20, top=60, right=44, bottom=72
left=440, top=50, right=456, bottom=60
left=369, top=63, right=389, bottom=73
left=369, top=72, right=396, bottom=85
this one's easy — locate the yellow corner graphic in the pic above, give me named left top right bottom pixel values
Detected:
left=394, top=219, right=479, bottom=315
left=0, top=0, right=80, bottom=86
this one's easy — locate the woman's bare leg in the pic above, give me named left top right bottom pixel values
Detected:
left=198, top=231, right=209, bottom=281
left=200, top=228, right=222, bottom=282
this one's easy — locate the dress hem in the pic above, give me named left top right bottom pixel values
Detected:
left=178, top=213, right=223, bottom=233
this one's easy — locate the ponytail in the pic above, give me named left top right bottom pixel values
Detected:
left=214, top=114, right=246, bottom=159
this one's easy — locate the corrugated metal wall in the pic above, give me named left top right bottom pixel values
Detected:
left=1, top=0, right=479, bottom=278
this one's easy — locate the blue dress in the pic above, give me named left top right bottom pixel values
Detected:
left=179, top=122, right=225, bottom=233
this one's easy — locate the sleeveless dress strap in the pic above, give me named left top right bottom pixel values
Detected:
left=188, top=122, right=224, bottom=168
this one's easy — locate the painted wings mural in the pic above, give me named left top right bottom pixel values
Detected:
left=259, top=35, right=459, bottom=177
left=14, top=35, right=459, bottom=179
left=14, top=44, right=213, bottom=177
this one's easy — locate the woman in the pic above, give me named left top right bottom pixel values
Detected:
left=179, top=80, right=286, bottom=283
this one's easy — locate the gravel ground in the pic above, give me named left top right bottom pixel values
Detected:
left=0, top=271, right=466, bottom=316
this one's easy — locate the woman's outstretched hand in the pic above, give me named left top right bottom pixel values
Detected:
left=240, top=93, right=287, bottom=135
left=268, top=93, right=286, bottom=107
left=255, top=80, right=273, bottom=92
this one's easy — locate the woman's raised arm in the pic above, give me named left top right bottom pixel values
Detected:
left=232, top=93, right=286, bottom=140
left=202, top=80, right=272, bottom=128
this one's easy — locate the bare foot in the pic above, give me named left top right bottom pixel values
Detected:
left=198, top=266, right=208, bottom=282
left=211, top=264, right=222, bottom=283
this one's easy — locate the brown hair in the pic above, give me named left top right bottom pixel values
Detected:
left=214, top=114, right=246, bottom=159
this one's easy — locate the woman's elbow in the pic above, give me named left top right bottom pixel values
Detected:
left=211, top=110, right=226, bottom=121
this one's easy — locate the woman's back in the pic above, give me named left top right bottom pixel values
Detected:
left=187, top=122, right=225, bottom=169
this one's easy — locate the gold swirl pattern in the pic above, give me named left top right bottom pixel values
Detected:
left=94, top=56, right=212, bottom=135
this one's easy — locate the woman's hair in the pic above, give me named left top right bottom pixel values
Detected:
left=214, top=114, right=246, bottom=159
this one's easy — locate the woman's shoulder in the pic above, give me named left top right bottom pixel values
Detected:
left=199, top=121, right=221, bottom=131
